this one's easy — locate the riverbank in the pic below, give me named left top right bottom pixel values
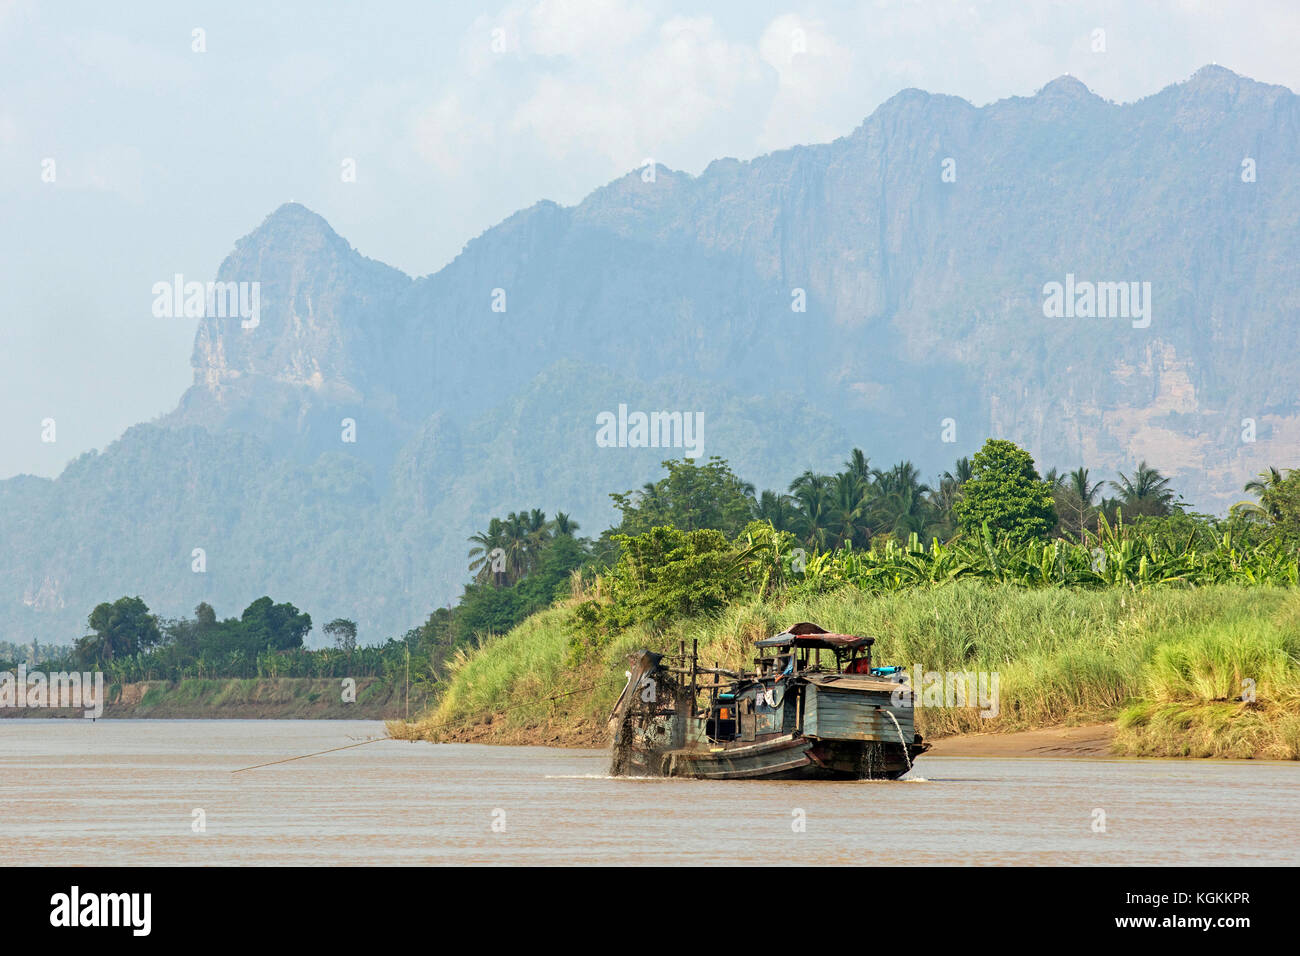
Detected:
left=388, top=582, right=1300, bottom=759
left=0, top=677, right=430, bottom=719
left=926, top=722, right=1115, bottom=757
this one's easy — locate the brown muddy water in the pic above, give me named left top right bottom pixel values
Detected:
left=3, top=719, right=1297, bottom=865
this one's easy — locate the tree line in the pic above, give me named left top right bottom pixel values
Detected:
left=11, top=595, right=391, bottom=685
left=19, top=438, right=1295, bottom=685
left=467, top=442, right=1295, bottom=572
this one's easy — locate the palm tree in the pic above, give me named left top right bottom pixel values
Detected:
left=1109, top=462, right=1176, bottom=517
left=789, top=472, right=834, bottom=551
left=828, top=471, right=873, bottom=548
left=1245, top=467, right=1285, bottom=498
left=843, top=449, right=872, bottom=483
left=467, top=518, right=508, bottom=584
left=871, top=461, right=932, bottom=541
left=469, top=510, right=552, bottom=585
left=925, top=457, right=971, bottom=540
left=550, top=512, right=580, bottom=536
left=1068, top=467, right=1103, bottom=504
left=788, top=469, right=824, bottom=496
left=635, top=480, right=662, bottom=514
left=500, top=512, right=532, bottom=581
left=943, top=456, right=972, bottom=485
left=872, top=461, right=927, bottom=497
left=1042, top=467, right=1067, bottom=490
left=1234, top=467, right=1288, bottom=522
left=754, top=490, right=800, bottom=533
left=501, top=508, right=551, bottom=579
left=525, top=508, right=551, bottom=568
left=882, top=481, right=933, bottom=538
left=926, top=477, right=962, bottom=540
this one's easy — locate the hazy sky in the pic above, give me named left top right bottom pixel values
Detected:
left=3, top=0, right=1298, bottom=478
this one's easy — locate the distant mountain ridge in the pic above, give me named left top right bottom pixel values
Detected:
left=5, top=65, right=1299, bottom=644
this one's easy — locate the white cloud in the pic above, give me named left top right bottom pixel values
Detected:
left=414, top=92, right=496, bottom=177
left=509, top=15, right=761, bottom=168
left=757, top=14, right=854, bottom=150
left=527, top=0, right=653, bottom=57
left=415, top=2, right=765, bottom=181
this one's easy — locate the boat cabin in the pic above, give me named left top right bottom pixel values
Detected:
left=700, top=625, right=878, bottom=744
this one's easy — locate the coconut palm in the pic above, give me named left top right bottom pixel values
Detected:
left=872, top=461, right=927, bottom=497
left=467, top=518, right=508, bottom=584
left=926, top=477, right=962, bottom=540
left=1233, top=467, right=1289, bottom=522
left=498, top=512, right=531, bottom=580
left=754, top=490, right=800, bottom=533
left=550, top=512, right=580, bottom=536
left=1067, top=467, right=1103, bottom=504
left=880, top=481, right=933, bottom=538
left=828, top=471, right=873, bottom=548
left=871, top=461, right=932, bottom=540
left=924, top=457, right=972, bottom=540
left=788, top=469, right=824, bottom=495
left=843, top=448, right=872, bottom=483
left=1245, top=467, right=1285, bottom=497
left=943, top=456, right=972, bottom=485
left=468, top=510, right=553, bottom=585
left=1109, top=461, right=1176, bottom=517
left=789, top=472, right=835, bottom=551
left=1042, top=467, right=1067, bottom=490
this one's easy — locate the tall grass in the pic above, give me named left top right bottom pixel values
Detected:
left=1116, top=604, right=1300, bottom=758
left=390, top=582, right=1300, bottom=757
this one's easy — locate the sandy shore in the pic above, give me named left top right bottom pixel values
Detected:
left=926, top=722, right=1116, bottom=758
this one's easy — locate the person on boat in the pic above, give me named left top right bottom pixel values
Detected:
left=846, top=655, right=873, bottom=675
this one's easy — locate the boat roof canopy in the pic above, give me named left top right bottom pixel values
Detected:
left=755, top=622, right=874, bottom=652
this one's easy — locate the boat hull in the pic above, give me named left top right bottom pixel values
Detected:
left=660, top=733, right=927, bottom=781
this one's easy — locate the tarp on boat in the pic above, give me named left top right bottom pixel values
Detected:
left=755, top=622, right=874, bottom=651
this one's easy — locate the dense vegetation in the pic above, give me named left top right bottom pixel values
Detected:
left=556, top=444, right=1296, bottom=656
left=398, top=582, right=1300, bottom=759
left=12, top=438, right=1300, bottom=752
left=390, top=440, right=1300, bottom=757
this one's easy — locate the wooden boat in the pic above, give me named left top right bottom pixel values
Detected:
left=608, top=622, right=928, bottom=780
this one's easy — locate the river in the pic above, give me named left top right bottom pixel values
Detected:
left=3, top=719, right=1297, bottom=865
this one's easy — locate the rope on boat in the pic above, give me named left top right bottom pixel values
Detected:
left=230, top=679, right=607, bottom=774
